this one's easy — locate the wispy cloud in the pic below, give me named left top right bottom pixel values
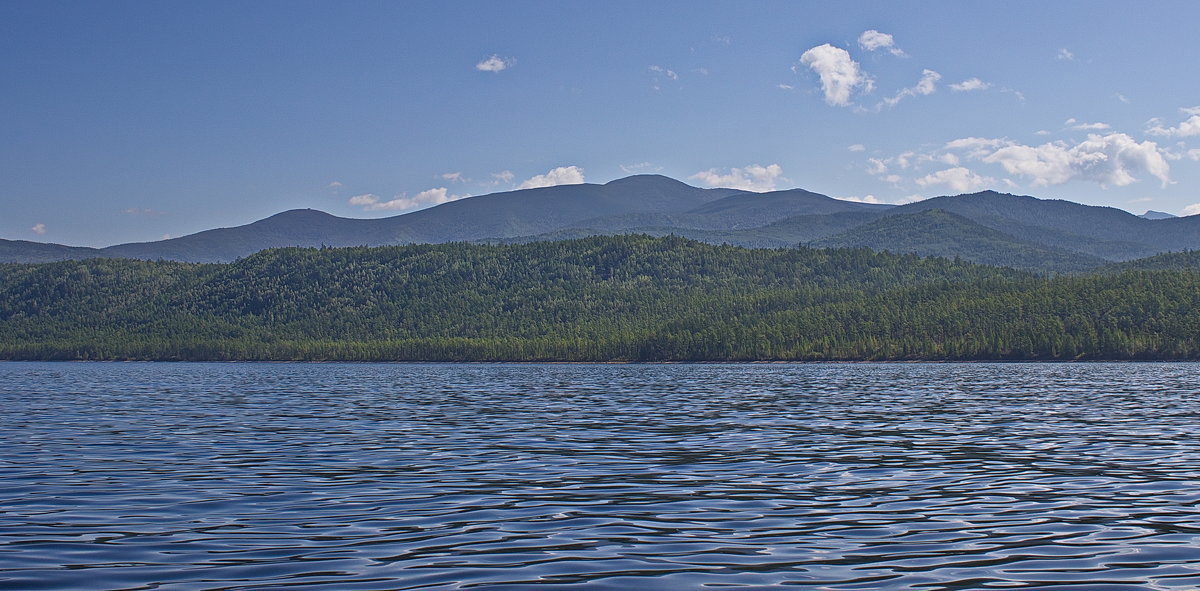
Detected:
left=31, top=223, right=46, bottom=235
left=620, top=162, right=662, bottom=174
left=475, top=55, right=514, bottom=72
left=879, top=69, right=940, bottom=109
left=848, top=144, right=866, bottom=152
left=1065, top=118, right=1112, bottom=131
left=648, top=65, right=679, bottom=90
left=797, top=44, right=872, bottom=107
left=649, top=65, right=678, bottom=80
left=325, top=181, right=343, bottom=189
left=840, top=194, right=883, bottom=204
left=949, top=77, right=990, bottom=92
left=441, top=171, right=467, bottom=183
left=689, top=164, right=784, bottom=192
left=1057, top=48, right=1075, bottom=61
left=517, top=166, right=585, bottom=189
left=122, top=207, right=164, bottom=216
left=858, top=30, right=906, bottom=57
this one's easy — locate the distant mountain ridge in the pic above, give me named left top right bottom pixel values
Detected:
left=4, top=174, right=1199, bottom=272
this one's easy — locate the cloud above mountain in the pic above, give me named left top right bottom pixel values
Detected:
left=915, top=167, right=995, bottom=192
left=517, top=166, right=586, bottom=189
left=349, top=188, right=468, bottom=212
left=872, top=131, right=1173, bottom=193
left=690, top=164, right=784, bottom=191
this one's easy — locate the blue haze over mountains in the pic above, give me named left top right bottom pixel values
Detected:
left=2, top=175, right=1196, bottom=272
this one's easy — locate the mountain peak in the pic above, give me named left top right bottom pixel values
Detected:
left=265, top=208, right=338, bottom=220
left=604, top=174, right=694, bottom=188
left=1140, top=210, right=1177, bottom=220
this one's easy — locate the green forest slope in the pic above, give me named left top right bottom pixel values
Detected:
left=1, top=236, right=1197, bottom=361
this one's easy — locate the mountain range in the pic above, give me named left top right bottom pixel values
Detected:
left=4, top=174, right=1197, bottom=272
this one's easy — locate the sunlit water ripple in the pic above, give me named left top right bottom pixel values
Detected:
left=2, top=362, right=1200, bottom=590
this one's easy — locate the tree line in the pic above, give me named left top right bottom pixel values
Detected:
left=1, top=235, right=1197, bottom=361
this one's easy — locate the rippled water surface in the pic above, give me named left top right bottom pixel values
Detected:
left=4, top=362, right=1200, bottom=590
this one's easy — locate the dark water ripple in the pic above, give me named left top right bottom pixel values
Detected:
left=3, top=363, right=1200, bottom=589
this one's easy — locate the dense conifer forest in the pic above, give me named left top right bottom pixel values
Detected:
left=1, top=235, right=1198, bottom=361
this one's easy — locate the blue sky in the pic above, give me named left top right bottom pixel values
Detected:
left=3, top=1, right=1200, bottom=246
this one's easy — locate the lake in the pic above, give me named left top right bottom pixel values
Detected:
left=2, top=362, right=1199, bottom=590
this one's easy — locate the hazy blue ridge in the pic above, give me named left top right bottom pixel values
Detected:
left=4, top=177, right=1200, bottom=273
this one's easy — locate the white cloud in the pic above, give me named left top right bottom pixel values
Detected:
left=1001, top=88, right=1026, bottom=102
left=879, top=69, right=940, bottom=109
left=1183, top=203, right=1200, bottom=216
left=123, top=207, right=163, bottom=216
left=620, top=162, right=662, bottom=174
left=776, top=83, right=795, bottom=90
left=1188, top=149, right=1200, bottom=161
left=1057, top=48, right=1075, bottom=61
left=1035, top=129, right=1051, bottom=136
left=1065, top=118, right=1111, bottom=131
left=841, top=194, right=883, bottom=204
left=326, top=181, right=343, bottom=189
left=517, top=166, right=586, bottom=190
left=648, top=65, right=679, bottom=80
left=848, top=143, right=866, bottom=152
left=1146, top=107, right=1200, bottom=138
left=866, top=158, right=889, bottom=176
left=949, top=77, right=990, bottom=92
left=797, top=44, right=872, bottom=106
left=476, top=55, right=514, bottom=72
left=858, top=30, right=906, bottom=57
left=943, top=137, right=1013, bottom=159
left=348, top=193, right=380, bottom=207
left=648, top=65, right=680, bottom=90
left=31, top=223, right=46, bottom=235
left=689, top=163, right=784, bottom=192
left=441, top=172, right=466, bottom=183
left=1116, top=93, right=1131, bottom=104
left=939, top=153, right=960, bottom=166
left=915, top=167, right=995, bottom=193
left=492, top=170, right=515, bottom=184
left=349, top=188, right=468, bottom=212
left=975, top=133, right=1171, bottom=188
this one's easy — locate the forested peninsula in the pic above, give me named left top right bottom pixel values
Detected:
left=2, top=235, right=1198, bottom=362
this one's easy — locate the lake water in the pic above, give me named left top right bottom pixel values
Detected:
left=3, top=362, right=1200, bottom=590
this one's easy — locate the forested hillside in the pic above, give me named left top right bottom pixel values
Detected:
left=1, top=236, right=1198, bottom=361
